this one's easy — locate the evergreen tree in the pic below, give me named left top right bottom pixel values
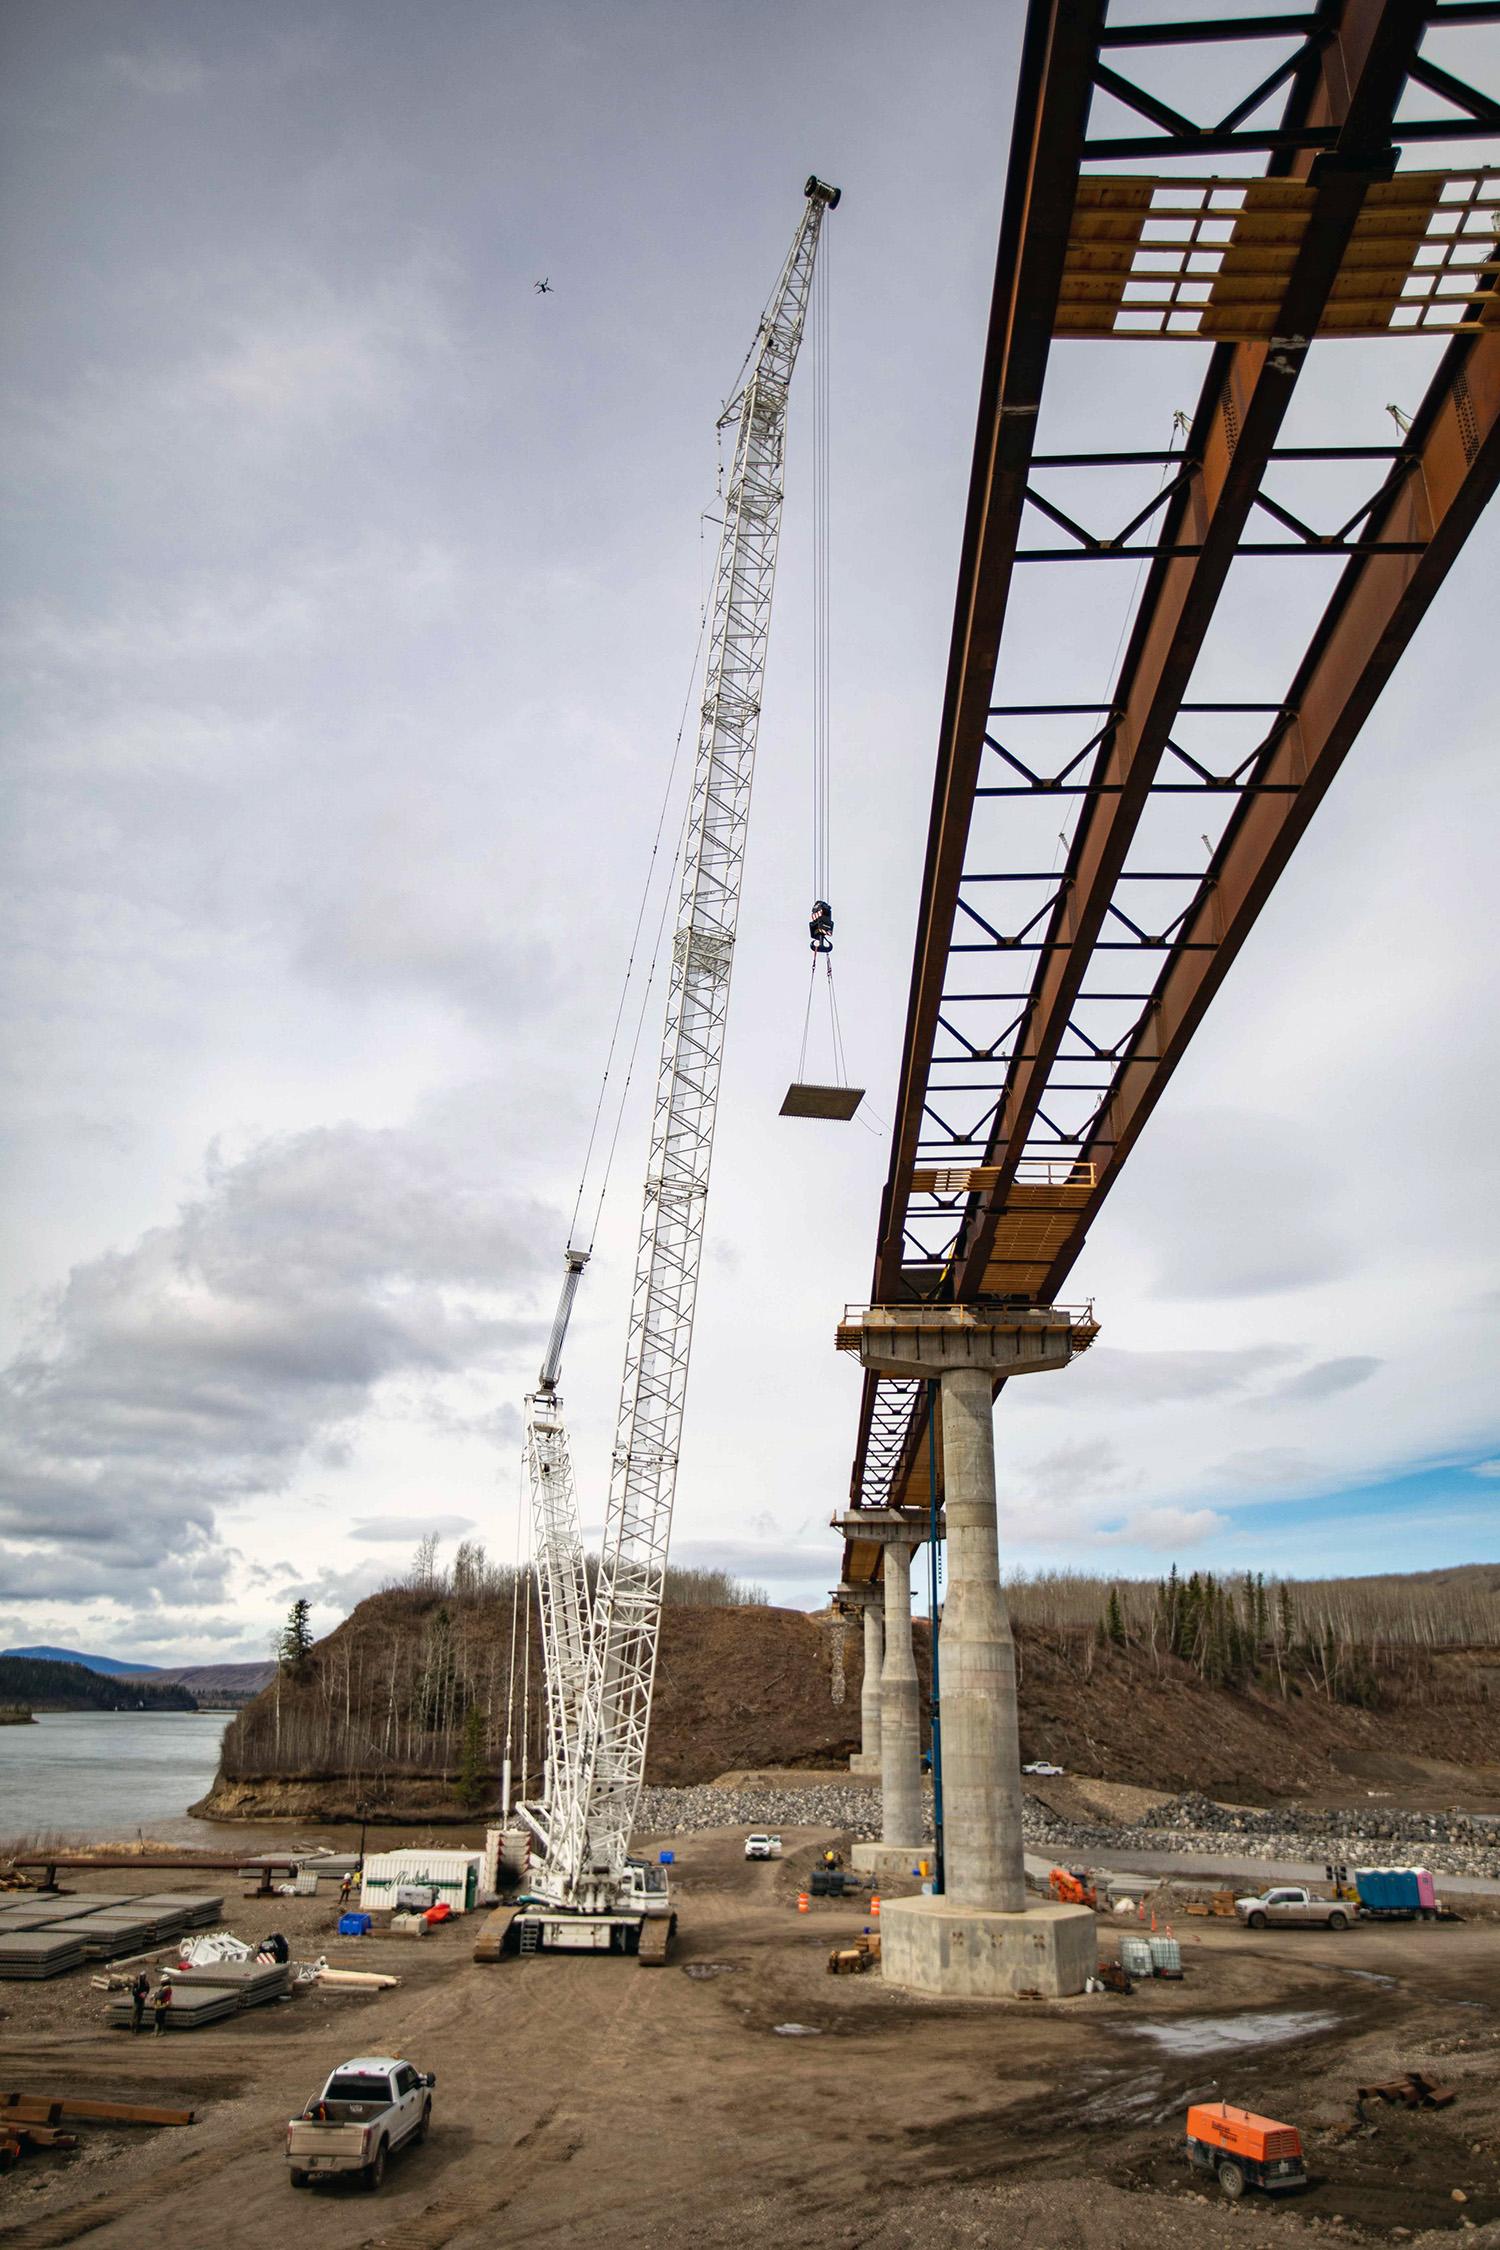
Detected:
left=456, top=1704, right=489, bottom=1810
left=1105, top=1585, right=1126, bottom=1648
left=279, top=1598, right=314, bottom=1677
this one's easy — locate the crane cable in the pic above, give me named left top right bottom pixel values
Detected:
left=563, top=545, right=712, bottom=1260
left=801, top=221, right=852, bottom=1091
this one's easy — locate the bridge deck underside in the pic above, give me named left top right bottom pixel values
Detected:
left=844, top=0, right=1500, bottom=1570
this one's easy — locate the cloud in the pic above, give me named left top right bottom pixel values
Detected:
left=1049, top=1343, right=1297, bottom=1408
left=1270, top=1356, right=1380, bottom=1404
left=1470, top=1460, right=1500, bottom=1480
left=670, top=1538, right=834, bottom=1589
left=1102, top=1505, right=1229, bottom=1551
left=105, top=50, right=208, bottom=97
left=1127, top=1110, right=1357, bottom=1300
left=348, top=1513, right=476, bottom=1543
left=0, top=1119, right=548, bottom=1593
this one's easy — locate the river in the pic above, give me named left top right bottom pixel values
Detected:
left=0, top=1709, right=231, bottom=1843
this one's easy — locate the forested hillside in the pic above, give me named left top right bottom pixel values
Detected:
left=198, top=1551, right=1500, bottom=1823
left=0, top=1656, right=196, bottom=1713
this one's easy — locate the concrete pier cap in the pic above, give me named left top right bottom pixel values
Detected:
left=835, top=1298, right=1099, bottom=1999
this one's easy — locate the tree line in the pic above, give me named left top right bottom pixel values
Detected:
left=231, top=1537, right=769, bottom=1811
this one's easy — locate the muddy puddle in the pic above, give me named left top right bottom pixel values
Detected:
left=1123, top=2007, right=1339, bottom=2057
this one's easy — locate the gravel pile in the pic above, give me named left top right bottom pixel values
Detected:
left=635, top=1782, right=1500, bottom=1880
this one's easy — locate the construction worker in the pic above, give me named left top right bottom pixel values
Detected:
left=130, top=1971, right=149, bottom=2035
left=823, top=1847, right=843, bottom=1873
left=339, top=1871, right=353, bottom=1906
left=152, top=1982, right=173, bottom=2037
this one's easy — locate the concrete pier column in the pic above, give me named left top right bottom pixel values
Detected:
left=858, top=1600, right=883, bottom=1771
left=939, top=1362, right=1025, bottom=1912
left=835, top=1301, right=1099, bottom=1997
left=862, top=1600, right=885, bottom=1765
left=879, top=1542, right=922, bottom=1848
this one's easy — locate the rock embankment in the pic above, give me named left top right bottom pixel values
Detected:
left=635, top=1782, right=1500, bottom=1881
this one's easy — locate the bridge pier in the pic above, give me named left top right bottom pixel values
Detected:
left=838, top=1303, right=1098, bottom=1997
left=845, top=1587, right=883, bottom=1776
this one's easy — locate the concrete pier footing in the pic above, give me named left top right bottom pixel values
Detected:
left=850, top=1841, right=931, bottom=1882
left=878, top=1895, right=1096, bottom=1999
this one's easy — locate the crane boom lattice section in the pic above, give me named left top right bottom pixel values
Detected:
left=539, top=182, right=837, bottom=1905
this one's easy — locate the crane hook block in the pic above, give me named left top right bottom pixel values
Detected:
left=809, top=898, right=834, bottom=955
left=805, top=176, right=841, bottom=209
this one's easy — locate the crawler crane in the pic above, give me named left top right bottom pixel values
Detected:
left=504, top=178, right=839, bottom=1957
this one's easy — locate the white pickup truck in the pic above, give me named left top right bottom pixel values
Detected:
left=744, top=1834, right=782, bottom=1860
left=1235, top=1886, right=1356, bottom=1932
left=286, top=2055, right=435, bottom=2190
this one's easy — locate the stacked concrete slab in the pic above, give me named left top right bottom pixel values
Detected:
left=165, top=1958, right=291, bottom=2008
left=0, top=1931, right=88, bottom=1980
left=105, top=1983, right=239, bottom=2031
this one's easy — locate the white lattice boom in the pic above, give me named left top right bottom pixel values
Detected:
left=532, top=179, right=838, bottom=1911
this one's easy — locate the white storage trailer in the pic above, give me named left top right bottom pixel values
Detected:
left=359, top=1851, right=484, bottom=1915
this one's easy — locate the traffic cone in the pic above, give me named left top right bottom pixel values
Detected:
left=796, top=1892, right=809, bottom=1914
left=871, top=1895, right=881, bottom=1918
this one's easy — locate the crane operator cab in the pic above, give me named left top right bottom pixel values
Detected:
left=622, top=1859, right=672, bottom=1914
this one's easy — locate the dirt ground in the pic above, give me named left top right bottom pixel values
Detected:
left=2, top=1830, right=1499, bottom=2250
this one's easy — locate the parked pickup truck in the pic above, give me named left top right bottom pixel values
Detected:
left=1235, top=1887, right=1356, bottom=1932
left=286, top=2055, right=435, bottom=2190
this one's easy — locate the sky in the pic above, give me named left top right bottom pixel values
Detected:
left=1, top=0, right=1495, bottom=1665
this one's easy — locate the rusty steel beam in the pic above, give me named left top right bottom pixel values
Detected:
left=1034, top=321, right=1500, bottom=1302
left=849, top=0, right=1107, bottom=1493
left=847, top=0, right=1499, bottom=1523
left=951, top=0, right=1428, bottom=1307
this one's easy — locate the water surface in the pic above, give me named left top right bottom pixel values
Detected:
left=0, top=1710, right=230, bottom=1842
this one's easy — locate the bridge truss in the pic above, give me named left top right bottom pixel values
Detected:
left=844, top=0, right=1499, bottom=1571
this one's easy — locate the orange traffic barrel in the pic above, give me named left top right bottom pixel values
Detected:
left=871, top=1895, right=881, bottom=1918
left=796, top=1892, right=810, bottom=1913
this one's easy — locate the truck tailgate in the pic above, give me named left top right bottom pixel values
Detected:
left=288, top=2121, right=368, bottom=2167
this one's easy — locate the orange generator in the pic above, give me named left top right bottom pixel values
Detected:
left=1185, top=2103, right=1307, bottom=2200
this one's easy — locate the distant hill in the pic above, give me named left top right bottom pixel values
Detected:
left=0, top=1647, right=273, bottom=1702
left=3, top=1644, right=164, bottom=1676
left=150, top=1662, right=275, bottom=1700
left=0, top=1655, right=195, bottom=1713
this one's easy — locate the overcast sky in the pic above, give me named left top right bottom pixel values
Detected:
left=2, top=1, right=1495, bottom=1664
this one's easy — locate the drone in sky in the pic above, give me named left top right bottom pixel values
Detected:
left=534, top=278, right=553, bottom=296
